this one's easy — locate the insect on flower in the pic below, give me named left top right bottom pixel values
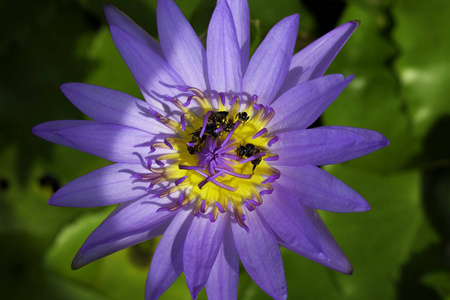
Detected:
left=32, top=0, right=388, bottom=299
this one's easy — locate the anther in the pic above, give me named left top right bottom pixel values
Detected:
left=178, top=165, right=205, bottom=171
left=215, top=201, right=225, bottom=213
left=252, top=128, right=268, bottom=139
left=229, top=95, right=239, bottom=105
left=180, top=114, right=186, bottom=132
left=219, top=92, right=226, bottom=106
left=199, top=111, right=212, bottom=137
left=216, top=168, right=252, bottom=179
left=238, top=151, right=265, bottom=164
left=264, top=155, right=279, bottom=161
left=262, top=173, right=280, bottom=184
left=164, top=138, right=173, bottom=150
left=175, top=176, right=187, bottom=186
left=198, top=171, right=224, bottom=189
left=268, top=136, right=279, bottom=147
left=182, top=95, right=193, bottom=107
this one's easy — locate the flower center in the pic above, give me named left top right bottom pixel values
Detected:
left=134, top=88, right=280, bottom=230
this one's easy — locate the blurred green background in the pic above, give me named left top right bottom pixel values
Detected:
left=1, top=0, right=449, bottom=299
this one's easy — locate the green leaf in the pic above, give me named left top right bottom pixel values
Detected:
left=421, top=271, right=450, bottom=300
left=393, top=0, right=450, bottom=138
left=239, top=164, right=437, bottom=300
left=324, top=3, right=419, bottom=172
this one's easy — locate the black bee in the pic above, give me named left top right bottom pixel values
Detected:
left=223, top=119, right=235, bottom=132
left=187, top=111, right=235, bottom=155
left=211, top=111, right=229, bottom=124
left=237, top=143, right=263, bottom=172
left=187, top=129, right=205, bottom=155
left=187, top=144, right=199, bottom=155
left=236, top=112, right=249, bottom=122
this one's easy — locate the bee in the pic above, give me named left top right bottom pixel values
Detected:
left=210, top=111, right=229, bottom=124
left=223, top=119, right=235, bottom=132
left=236, top=111, right=249, bottom=122
left=187, top=111, right=236, bottom=155
left=187, top=129, right=205, bottom=155
left=237, top=143, right=263, bottom=172
left=187, top=143, right=199, bottom=155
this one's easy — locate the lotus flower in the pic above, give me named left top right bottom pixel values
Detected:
left=32, top=0, right=388, bottom=299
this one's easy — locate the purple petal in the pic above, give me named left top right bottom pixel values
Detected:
left=146, top=208, right=194, bottom=300
left=104, top=4, right=164, bottom=59
left=276, top=165, right=370, bottom=212
left=49, top=163, right=158, bottom=207
left=278, top=20, right=359, bottom=95
left=257, top=185, right=326, bottom=258
left=207, top=0, right=242, bottom=95
left=270, top=74, right=353, bottom=131
left=242, top=14, right=298, bottom=105
left=157, top=0, right=208, bottom=90
left=32, top=120, right=94, bottom=149
left=109, top=25, right=186, bottom=107
left=205, top=224, right=239, bottom=300
left=226, top=0, right=250, bottom=73
left=60, top=83, right=172, bottom=134
left=273, top=126, right=389, bottom=166
left=55, top=123, right=158, bottom=163
left=184, top=212, right=228, bottom=299
left=232, top=210, right=287, bottom=300
left=78, top=197, right=176, bottom=255
left=72, top=221, right=169, bottom=270
left=280, top=204, right=353, bottom=274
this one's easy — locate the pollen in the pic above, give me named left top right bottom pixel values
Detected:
left=136, top=89, right=280, bottom=229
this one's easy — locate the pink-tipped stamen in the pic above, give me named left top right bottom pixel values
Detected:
left=268, top=136, right=279, bottom=147
left=155, top=159, right=165, bottom=167
left=181, top=114, right=186, bottom=132
left=264, top=155, right=279, bottom=161
left=175, top=176, right=187, bottom=186
left=222, top=120, right=241, bottom=145
left=262, top=173, right=280, bottom=184
left=238, top=151, right=265, bottom=164
left=229, top=95, right=239, bottom=105
left=216, top=168, right=252, bottom=179
left=179, top=165, right=205, bottom=171
left=196, top=170, right=237, bottom=192
left=182, top=95, right=193, bottom=107
left=164, top=138, right=173, bottom=150
left=207, top=213, right=216, bottom=222
left=198, top=171, right=224, bottom=189
left=259, top=188, right=273, bottom=196
left=219, top=92, right=226, bottom=106
left=246, top=198, right=262, bottom=206
left=252, top=128, right=268, bottom=139
left=216, top=201, right=225, bottom=213
left=253, top=103, right=264, bottom=110
left=199, top=111, right=212, bottom=137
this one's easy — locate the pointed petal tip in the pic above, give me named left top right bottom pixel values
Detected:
left=60, top=82, right=79, bottom=94
left=31, top=124, right=41, bottom=137
left=345, top=265, right=354, bottom=275
left=345, top=74, right=355, bottom=82
left=351, top=19, right=361, bottom=26
left=285, top=13, right=300, bottom=25
left=382, top=134, right=390, bottom=147
left=103, top=3, right=113, bottom=11
left=188, top=286, right=202, bottom=300
left=351, top=199, right=371, bottom=212
left=71, top=251, right=84, bottom=270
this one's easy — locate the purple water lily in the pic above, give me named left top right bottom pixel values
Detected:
left=32, top=0, right=388, bottom=299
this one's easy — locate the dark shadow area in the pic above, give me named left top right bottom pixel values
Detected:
left=302, top=0, right=346, bottom=36
left=397, top=115, right=450, bottom=299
